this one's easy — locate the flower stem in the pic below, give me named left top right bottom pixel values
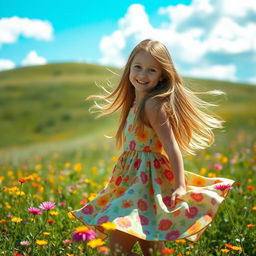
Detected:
left=223, top=200, right=246, bottom=256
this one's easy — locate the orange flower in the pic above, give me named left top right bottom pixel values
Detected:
left=162, top=248, right=175, bottom=254
left=247, top=185, right=254, bottom=191
left=247, top=224, right=256, bottom=228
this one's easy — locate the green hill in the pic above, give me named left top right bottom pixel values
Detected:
left=0, top=62, right=255, bottom=163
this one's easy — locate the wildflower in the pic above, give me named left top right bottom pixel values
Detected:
left=247, top=224, right=255, bottom=228
left=12, top=253, right=23, bottom=256
left=235, top=182, right=241, bottom=187
left=36, top=240, right=48, bottom=245
left=247, top=185, right=254, bottom=191
left=97, top=246, right=110, bottom=254
left=20, top=241, right=30, bottom=246
left=231, top=246, right=242, bottom=251
left=72, top=226, right=97, bottom=242
left=162, top=248, right=175, bottom=254
left=28, top=207, right=42, bottom=215
left=214, top=163, right=223, bottom=170
left=87, top=238, right=105, bottom=248
left=101, top=222, right=117, bottom=230
left=0, top=219, right=7, bottom=223
left=19, top=179, right=26, bottom=183
left=39, top=201, right=55, bottom=211
left=59, top=202, right=66, bottom=206
left=175, top=239, right=186, bottom=243
left=252, top=206, right=256, bottom=211
left=214, top=184, right=233, bottom=190
left=225, top=243, right=233, bottom=249
left=63, top=239, right=72, bottom=244
left=11, top=217, right=22, bottom=223
left=49, top=211, right=59, bottom=216
left=47, top=219, right=55, bottom=224
left=43, top=232, right=51, bottom=236
left=220, top=249, right=229, bottom=253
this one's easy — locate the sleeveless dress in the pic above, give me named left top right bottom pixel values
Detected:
left=71, top=105, right=235, bottom=242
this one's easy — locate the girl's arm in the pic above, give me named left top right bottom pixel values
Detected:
left=145, top=98, right=186, bottom=190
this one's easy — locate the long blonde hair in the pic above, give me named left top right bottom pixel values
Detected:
left=87, top=39, right=226, bottom=156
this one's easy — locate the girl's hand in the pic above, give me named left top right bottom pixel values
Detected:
left=170, top=186, right=186, bottom=208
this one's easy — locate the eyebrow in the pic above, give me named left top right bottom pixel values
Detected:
left=133, top=62, right=159, bottom=69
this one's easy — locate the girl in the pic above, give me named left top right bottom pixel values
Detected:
left=71, top=39, right=235, bottom=256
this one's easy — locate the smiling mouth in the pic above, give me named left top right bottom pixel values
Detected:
left=136, top=79, right=149, bottom=85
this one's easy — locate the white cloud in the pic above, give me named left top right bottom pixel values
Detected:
left=185, top=64, right=237, bottom=81
left=0, top=59, right=16, bottom=71
left=0, top=16, right=54, bottom=46
left=98, top=0, right=256, bottom=83
left=21, top=50, right=47, bottom=66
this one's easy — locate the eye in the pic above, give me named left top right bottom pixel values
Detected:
left=134, top=65, right=141, bottom=69
left=149, top=69, right=156, bottom=72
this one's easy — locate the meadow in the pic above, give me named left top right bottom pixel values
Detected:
left=0, top=63, right=255, bottom=256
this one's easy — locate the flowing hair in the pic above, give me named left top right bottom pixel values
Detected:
left=87, top=39, right=226, bottom=156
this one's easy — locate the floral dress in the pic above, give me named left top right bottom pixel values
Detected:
left=71, top=105, right=235, bottom=242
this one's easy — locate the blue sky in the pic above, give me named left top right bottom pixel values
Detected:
left=0, top=0, right=255, bottom=84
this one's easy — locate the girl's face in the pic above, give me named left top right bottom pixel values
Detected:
left=129, top=51, right=163, bottom=96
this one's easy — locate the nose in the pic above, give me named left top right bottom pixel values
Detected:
left=138, top=69, right=147, bottom=77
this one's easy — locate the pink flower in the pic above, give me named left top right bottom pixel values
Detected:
left=63, top=239, right=72, bottom=244
left=28, top=207, right=42, bottom=215
left=214, top=163, right=223, bottom=170
left=72, top=229, right=96, bottom=242
left=20, top=241, right=30, bottom=246
left=39, top=201, right=56, bottom=211
left=214, top=184, right=233, bottom=191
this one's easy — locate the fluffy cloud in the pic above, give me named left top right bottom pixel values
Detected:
left=99, top=0, right=256, bottom=84
left=0, top=16, right=54, bottom=46
left=0, top=59, right=16, bottom=71
left=21, top=50, right=47, bottom=66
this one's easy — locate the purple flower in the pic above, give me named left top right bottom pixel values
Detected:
left=28, top=207, right=42, bottom=215
left=39, top=201, right=56, bottom=211
left=214, top=184, right=233, bottom=191
left=72, top=229, right=97, bottom=242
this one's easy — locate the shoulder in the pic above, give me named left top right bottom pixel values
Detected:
left=145, top=98, right=167, bottom=123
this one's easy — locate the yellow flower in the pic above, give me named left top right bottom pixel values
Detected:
left=75, top=226, right=89, bottom=232
left=16, top=191, right=25, bottom=196
left=68, top=212, right=75, bottom=219
left=101, top=222, right=117, bottom=230
left=43, top=232, right=51, bottom=236
left=49, top=211, right=59, bottom=216
left=74, top=163, right=82, bottom=172
left=112, top=157, right=118, bottom=162
left=252, top=206, right=256, bottom=211
left=175, top=239, right=186, bottom=243
left=87, top=238, right=105, bottom=248
left=0, top=176, right=5, bottom=182
left=35, top=164, right=42, bottom=170
left=208, top=172, right=216, bottom=178
left=220, top=249, right=230, bottom=253
left=65, top=162, right=71, bottom=168
left=66, top=254, right=75, bottom=256
left=11, top=217, right=22, bottom=223
left=221, top=156, right=228, bottom=164
left=5, top=202, right=11, bottom=209
left=199, top=168, right=207, bottom=175
left=36, top=240, right=48, bottom=245
left=88, top=193, right=97, bottom=201
left=231, top=246, right=242, bottom=251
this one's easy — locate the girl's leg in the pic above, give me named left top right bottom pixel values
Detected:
left=138, top=240, right=165, bottom=256
left=108, top=230, right=139, bottom=256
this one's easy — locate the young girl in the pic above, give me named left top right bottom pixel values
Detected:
left=71, top=39, right=235, bottom=256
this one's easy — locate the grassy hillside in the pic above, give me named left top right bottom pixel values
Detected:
left=0, top=62, right=255, bottom=164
